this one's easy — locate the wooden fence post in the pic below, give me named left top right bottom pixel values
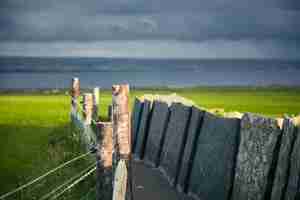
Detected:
left=96, top=122, right=113, bottom=200
left=112, top=84, right=132, bottom=200
left=108, top=105, right=113, bottom=122
left=93, top=87, right=100, bottom=121
left=83, top=93, right=93, bottom=125
left=71, top=77, right=80, bottom=114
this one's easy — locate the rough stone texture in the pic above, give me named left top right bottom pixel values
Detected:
left=284, top=125, right=300, bottom=200
left=133, top=100, right=152, bottom=159
left=131, top=98, right=143, bottom=152
left=177, top=106, right=205, bottom=192
left=144, top=101, right=169, bottom=167
left=271, top=118, right=296, bottom=200
left=142, top=93, right=195, bottom=107
left=159, top=103, right=191, bottom=186
left=232, top=113, right=281, bottom=200
left=188, top=112, right=240, bottom=200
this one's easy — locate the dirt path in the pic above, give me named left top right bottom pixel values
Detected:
left=131, top=161, right=193, bottom=200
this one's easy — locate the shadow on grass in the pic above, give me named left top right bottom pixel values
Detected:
left=0, top=123, right=96, bottom=200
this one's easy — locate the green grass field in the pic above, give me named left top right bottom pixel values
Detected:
left=0, top=87, right=299, bottom=199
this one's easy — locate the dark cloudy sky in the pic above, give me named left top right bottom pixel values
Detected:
left=0, top=0, right=299, bottom=58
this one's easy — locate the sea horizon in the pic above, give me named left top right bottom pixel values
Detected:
left=1, top=56, right=300, bottom=89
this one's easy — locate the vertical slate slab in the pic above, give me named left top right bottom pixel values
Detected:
left=133, top=100, right=151, bottom=159
left=144, top=101, right=169, bottom=167
left=284, top=125, right=300, bottom=200
left=159, top=103, right=191, bottom=186
left=187, top=112, right=240, bottom=200
left=271, top=118, right=296, bottom=200
left=232, top=113, right=281, bottom=200
left=131, top=98, right=143, bottom=152
left=177, top=106, right=205, bottom=192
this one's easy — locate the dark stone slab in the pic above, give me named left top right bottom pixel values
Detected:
left=188, top=112, right=240, bottom=200
left=284, top=125, right=300, bottom=200
left=131, top=98, right=143, bottom=152
left=159, top=103, right=191, bottom=186
left=271, top=118, right=297, bottom=200
left=144, top=101, right=169, bottom=167
left=232, top=113, right=281, bottom=200
left=133, top=100, right=152, bottom=159
left=177, top=107, right=205, bottom=193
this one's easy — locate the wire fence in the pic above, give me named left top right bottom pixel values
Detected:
left=1, top=89, right=129, bottom=200
left=0, top=151, right=94, bottom=200
left=39, top=162, right=96, bottom=200
left=51, top=166, right=96, bottom=200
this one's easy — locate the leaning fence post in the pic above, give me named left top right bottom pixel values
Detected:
left=96, top=122, right=113, bottom=200
left=71, top=77, right=80, bottom=115
left=112, top=84, right=132, bottom=200
left=93, top=87, right=100, bottom=121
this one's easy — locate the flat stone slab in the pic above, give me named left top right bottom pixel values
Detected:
left=131, top=98, right=143, bottom=152
left=188, top=112, right=240, bottom=200
left=142, top=93, right=194, bottom=107
left=271, top=118, right=297, bottom=200
left=134, top=100, right=152, bottom=159
left=144, top=101, right=169, bottom=167
left=132, top=161, right=193, bottom=200
left=284, top=122, right=300, bottom=200
left=177, top=106, right=205, bottom=192
left=159, top=103, right=191, bottom=186
left=232, top=113, right=281, bottom=200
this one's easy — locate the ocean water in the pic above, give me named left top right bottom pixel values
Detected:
left=0, top=56, right=300, bottom=89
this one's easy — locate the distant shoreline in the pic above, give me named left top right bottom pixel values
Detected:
left=1, top=85, right=300, bottom=94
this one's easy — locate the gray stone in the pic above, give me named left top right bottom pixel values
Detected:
left=134, top=100, right=152, bottom=159
left=284, top=125, right=300, bottom=200
left=159, top=103, right=191, bottom=186
left=271, top=118, right=297, bottom=200
left=188, top=112, right=240, bottom=200
left=232, top=113, right=281, bottom=200
left=144, top=101, right=169, bottom=167
left=131, top=98, right=143, bottom=152
left=177, top=106, right=205, bottom=192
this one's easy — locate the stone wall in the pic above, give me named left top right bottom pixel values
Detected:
left=132, top=94, right=300, bottom=200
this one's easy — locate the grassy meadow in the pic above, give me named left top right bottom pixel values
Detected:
left=0, top=86, right=300, bottom=199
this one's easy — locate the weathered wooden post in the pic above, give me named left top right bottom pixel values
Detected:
left=93, top=87, right=100, bottom=121
left=83, top=93, right=93, bottom=125
left=112, top=84, right=132, bottom=200
left=71, top=77, right=80, bottom=114
left=108, top=105, right=113, bottom=122
left=81, top=93, right=95, bottom=147
left=96, top=122, right=113, bottom=200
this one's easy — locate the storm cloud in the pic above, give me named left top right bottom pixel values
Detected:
left=0, top=0, right=299, bottom=58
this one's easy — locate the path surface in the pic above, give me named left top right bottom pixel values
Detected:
left=131, top=161, right=193, bottom=200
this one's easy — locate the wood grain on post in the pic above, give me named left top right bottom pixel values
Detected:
left=83, top=93, right=93, bottom=125
left=96, top=122, right=113, bottom=200
left=112, top=84, right=132, bottom=200
left=112, top=85, right=131, bottom=160
left=71, top=77, right=80, bottom=112
left=112, top=160, right=128, bottom=200
left=93, top=87, right=100, bottom=121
